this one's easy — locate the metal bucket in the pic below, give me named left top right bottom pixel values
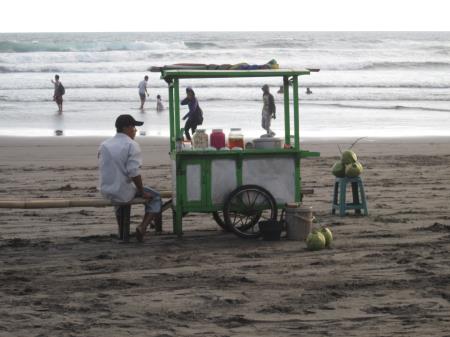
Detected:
left=285, top=205, right=313, bottom=241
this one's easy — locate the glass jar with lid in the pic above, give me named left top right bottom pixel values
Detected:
left=193, top=129, right=208, bottom=149
left=228, top=128, right=244, bottom=149
left=210, top=129, right=226, bottom=149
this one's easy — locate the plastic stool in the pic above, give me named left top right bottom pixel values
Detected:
left=332, top=176, right=368, bottom=216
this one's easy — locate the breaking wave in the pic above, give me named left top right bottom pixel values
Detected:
left=0, top=39, right=188, bottom=53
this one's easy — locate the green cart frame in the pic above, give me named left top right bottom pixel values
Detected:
left=158, top=69, right=319, bottom=238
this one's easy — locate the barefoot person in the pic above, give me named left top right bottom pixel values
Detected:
left=51, top=74, right=65, bottom=113
left=261, top=84, right=276, bottom=136
left=156, top=94, right=164, bottom=111
left=138, top=75, right=149, bottom=110
left=98, top=114, right=161, bottom=242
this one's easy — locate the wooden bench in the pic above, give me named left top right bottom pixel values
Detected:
left=0, top=192, right=172, bottom=242
left=0, top=189, right=314, bottom=241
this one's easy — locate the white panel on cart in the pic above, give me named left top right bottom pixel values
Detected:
left=186, top=164, right=201, bottom=201
left=211, top=159, right=237, bottom=205
left=242, top=158, right=296, bottom=203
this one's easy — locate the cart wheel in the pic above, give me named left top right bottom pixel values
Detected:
left=212, top=211, right=231, bottom=232
left=224, top=185, right=278, bottom=239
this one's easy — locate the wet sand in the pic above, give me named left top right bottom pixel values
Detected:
left=1, top=136, right=450, bottom=336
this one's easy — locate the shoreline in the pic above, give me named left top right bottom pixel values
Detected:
left=3, top=134, right=450, bottom=142
left=1, top=135, right=449, bottom=167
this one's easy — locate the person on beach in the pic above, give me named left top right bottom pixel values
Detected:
left=277, top=85, right=284, bottom=94
left=51, top=74, right=64, bottom=113
left=156, top=94, right=164, bottom=111
left=181, top=87, right=203, bottom=141
left=98, top=114, right=162, bottom=242
left=138, top=75, right=149, bottom=110
left=306, top=87, right=313, bottom=95
left=261, top=84, right=276, bottom=136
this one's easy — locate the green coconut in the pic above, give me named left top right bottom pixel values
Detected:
left=306, top=230, right=326, bottom=251
left=345, top=161, right=363, bottom=177
left=331, top=161, right=346, bottom=177
left=341, top=150, right=358, bottom=165
left=320, top=227, right=333, bottom=247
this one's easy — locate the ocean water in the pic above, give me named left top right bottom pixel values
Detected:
left=1, top=31, right=450, bottom=138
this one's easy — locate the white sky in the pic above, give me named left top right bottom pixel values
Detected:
left=1, top=0, right=450, bottom=32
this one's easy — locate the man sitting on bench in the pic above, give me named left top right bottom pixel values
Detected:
left=98, top=114, right=161, bottom=242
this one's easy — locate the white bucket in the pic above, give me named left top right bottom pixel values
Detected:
left=285, top=205, right=313, bottom=241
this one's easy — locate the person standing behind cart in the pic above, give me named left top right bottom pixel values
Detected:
left=138, top=75, right=149, bottom=110
left=181, top=87, right=203, bottom=141
left=261, top=84, right=276, bottom=136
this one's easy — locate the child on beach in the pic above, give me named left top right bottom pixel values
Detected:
left=156, top=94, right=164, bottom=111
left=277, top=85, right=284, bottom=94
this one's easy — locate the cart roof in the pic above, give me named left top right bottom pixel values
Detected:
left=161, top=68, right=311, bottom=80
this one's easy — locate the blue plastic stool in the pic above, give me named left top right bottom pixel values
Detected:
left=332, top=176, right=368, bottom=216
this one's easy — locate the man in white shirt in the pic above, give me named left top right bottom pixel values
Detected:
left=138, top=75, right=149, bottom=110
left=98, top=114, right=161, bottom=242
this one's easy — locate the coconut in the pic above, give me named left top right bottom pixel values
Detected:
left=341, top=150, right=357, bottom=165
left=320, top=227, right=333, bottom=247
left=306, top=230, right=326, bottom=251
left=345, top=161, right=363, bottom=177
left=331, top=161, right=346, bottom=177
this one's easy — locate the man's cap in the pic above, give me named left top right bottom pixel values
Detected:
left=262, top=84, right=269, bottom=90
left=115, top=114, right=144, bottom=129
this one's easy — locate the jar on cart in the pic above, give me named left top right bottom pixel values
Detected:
left=228, top=128, right=244, bottom=149
left=210, top=129, right=226, bottom=149
left=193, top=129, right=209, bottom=149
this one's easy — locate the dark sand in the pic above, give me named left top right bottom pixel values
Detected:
left=0, top=136, right=449, bottom=336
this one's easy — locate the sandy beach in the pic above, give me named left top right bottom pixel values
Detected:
left=1, top=136, right=450, bottom=337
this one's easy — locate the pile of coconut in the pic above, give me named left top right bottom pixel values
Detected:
left=332, top=149, right=363, bottom=178
left=306, top=227, right=333, bottom=251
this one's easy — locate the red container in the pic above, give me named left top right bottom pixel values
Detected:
left=210, top=129, right=226, bottom=149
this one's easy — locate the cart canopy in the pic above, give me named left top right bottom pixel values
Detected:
left=160, top=69, right=311, bottom=80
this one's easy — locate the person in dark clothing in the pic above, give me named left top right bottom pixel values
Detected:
left=51, top=74, right=64, bottom=113
left=181, top=87, right=203, bottom=141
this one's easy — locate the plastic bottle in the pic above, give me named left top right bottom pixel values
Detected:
left=228, top=128, right=244, bottom=149
left=210, top=129, right=226, bottom=149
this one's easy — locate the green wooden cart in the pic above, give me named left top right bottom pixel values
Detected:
left=157, top=68, right=319, bottom=238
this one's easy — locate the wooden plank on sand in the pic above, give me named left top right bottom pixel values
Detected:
left=0, top=191, right=172, bottom=209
